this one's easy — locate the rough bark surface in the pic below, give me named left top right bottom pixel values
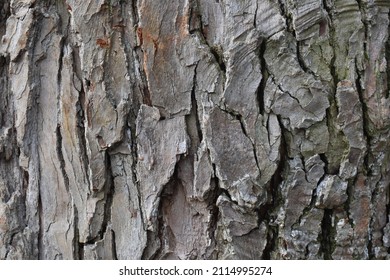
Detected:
left=0, top=0, right=390, bottom=260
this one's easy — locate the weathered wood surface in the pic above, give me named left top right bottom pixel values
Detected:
left=0, top=0, right=390, bottom=259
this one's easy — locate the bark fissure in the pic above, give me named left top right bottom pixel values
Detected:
left=78, top=243, right=85, bottom=260
left=55, top=24, right=69, bottom=194
left=319, top=208, right=335, bottom=259
left=209, top=46, right=226, bottom=74
left=117, top=1, right=146, bottom=238
left=205, top=179, right=221, bottom=259
left=27, top=10, right=44, bottom=260
left=75, top=84, right=91, bottom=187
left=186, top=63, right=203, bottom=144
left=344, top=178, right=355, bottom=229
left=99, top=152, right=115, bottom=242
left=73, top=207, right=80, bottom=260
left=368, top=199, right=375, bottom=259
left=150, top=158, right=183, bottom=259
left=355, top=65, right=371, bottom=172
left=256, top=40, right=267, bottom=115
left=277, top=0, right=288, bottom=28
left=37, top=183, right=43, bottom=259
left=387, top=188, right=390, bottom=224
left=277, top=0, right=294, bottom=35
left=208, top=163, right=222, bottom=257
left=192, top=12, right=226, bottom=75
left=0, top=1, right=10, bottom=38
left=55, top=125, right=70, bottom=193
left=261, top=116, right=286, bottom=259
left=386, top=9, right=390, bottom=99
left=111, top=229, right=118, bottom=260
left=253, top=1, right=258, bottom=28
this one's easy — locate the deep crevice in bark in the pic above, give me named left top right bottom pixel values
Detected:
left=111, top=229, right=118, bottom=260
left=205, top=176, right=221, bottom=259
left=262, top=224, right=277, bottom=260
left=77, top=90, right=90, bottom=183
left=78, top=243, right=85, bottom=260
left=119, top=0, right=144, bottom=108
left=55, top=125, right=70, bottom=193
left=117, top=1, right=146, bottom=243
left=192, top=75, right=203, bottom=144
left=4, top=232, right=17, bottom=259
left=253, top=1, right=258, bottom=28
left=386, top=10, right=390, bottom=99
left=209, top=46, right=226, bottom=74
left=277, top=0, right=290, bottom=31
left=37, top=183, right=43, bottom=259
left=71, top=45, right=91, bottom=189
left=99, top=152, right=115, bottom=241
left=152, top=166, right=181, bottom=259
left=0, top=1, right=10, bottom=38
left=185, top=63, right=203, bottom=146
left=386, top=180, right=390, bottom=231
left=26, top=11, right=44, bottom=260
left=256, top=40, right=267, bottom=115
left=319, top=153, right=330, bottom=174
left=191, top=6, right=226, bottom=75
left=142, top=153, right=192, bottom=259
left=141, top=230, right=159, bottom=260
left=205, top=162, right=222, bottom=258
left=387, top=179, right=390, bottom=254
left=345, top=178, right=356, bottom=228
left=386, top=184, right=390, bottom=220
left=55, top=27, right=70, bottom=193
left=355, top=64, right=371, bottom=175
left=125, top=106, right=145, bottom=242
left=367, top=222, right=374, bottom=259
left=73, top=207, right=81, bottom=260
left=83, top=152, right=116, bottom=248
left=261, top=115, right=286, bottom=259
left=258, top=176, right=281, bottom=259
left=130, top=0, right=152, bottom=107
left=22, top=168, right=29, bottom=199
left=368, top=177, right=385, bottom=259
left=319, top=208, right=335, bottom=259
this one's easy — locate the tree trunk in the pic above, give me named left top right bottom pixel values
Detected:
left=1, top=0, right=390, bottom=260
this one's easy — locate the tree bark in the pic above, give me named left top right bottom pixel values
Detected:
left=0, top=0, right=390, bottom=260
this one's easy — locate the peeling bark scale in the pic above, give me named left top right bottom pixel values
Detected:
left=0, top=0, right=390, bottom=260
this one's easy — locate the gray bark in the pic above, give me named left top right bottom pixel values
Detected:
left=0, top=0, right=390, bottom=260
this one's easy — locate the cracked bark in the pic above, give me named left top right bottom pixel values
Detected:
left=1, top=0, right=390, bottom=260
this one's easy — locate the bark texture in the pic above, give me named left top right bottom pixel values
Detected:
left=1, top=0, right=390, bottom=260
